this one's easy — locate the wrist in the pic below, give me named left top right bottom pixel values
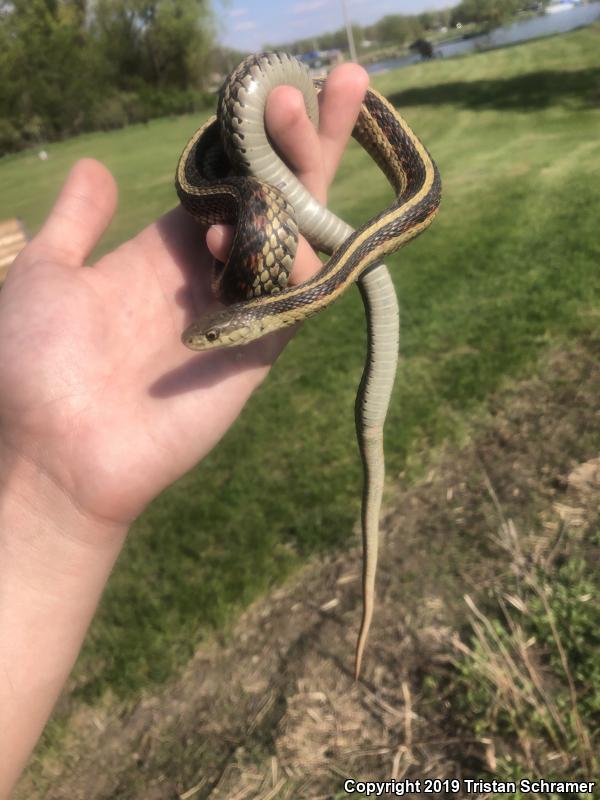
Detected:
left=0, top=444, right=128, bottom=552
left=0, top=449, right=129, bottom=610
left=0, top=449, right=128, bottom=796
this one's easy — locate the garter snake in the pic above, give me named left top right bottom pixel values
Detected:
left=176, top=52, right=441, bottom=679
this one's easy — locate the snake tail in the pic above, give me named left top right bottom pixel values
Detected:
left=354, top=264, right=400, bottom=679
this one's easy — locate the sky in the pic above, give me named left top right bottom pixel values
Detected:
left=215, top=0, right=459, bottom=51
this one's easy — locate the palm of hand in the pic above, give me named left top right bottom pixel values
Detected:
left=0, top=212, right=267, bottom=523
left=0, top=67, right=368, bottom=526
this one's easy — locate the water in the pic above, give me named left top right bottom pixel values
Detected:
left=366, top=2, right=600, bottom=74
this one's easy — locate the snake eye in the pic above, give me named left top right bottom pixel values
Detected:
left=206, top=329, right=219, bottom=342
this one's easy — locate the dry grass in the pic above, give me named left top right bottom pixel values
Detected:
left=456, top=566, right=592, bottom=773
left=450, top=462, right=598, bottom=786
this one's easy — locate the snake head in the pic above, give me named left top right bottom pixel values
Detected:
left=182, top=306, right=255, bottom=350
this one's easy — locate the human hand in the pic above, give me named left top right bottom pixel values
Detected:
left=0, top=64, right=369, bottom=528
left=0, top=64, right=370, bottom=797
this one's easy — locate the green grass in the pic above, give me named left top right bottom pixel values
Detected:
left=0, top=114, right=201, bottom=251
left=2, top=26, right=600, bottom=703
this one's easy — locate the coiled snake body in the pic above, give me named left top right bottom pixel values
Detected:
left=176, top=52, right=441, bottom=679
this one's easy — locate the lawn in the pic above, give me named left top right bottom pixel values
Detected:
left=1, top=21, right=599, bottom=717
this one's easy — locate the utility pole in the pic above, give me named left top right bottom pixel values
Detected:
left=340, top=0, right=358, bottom=62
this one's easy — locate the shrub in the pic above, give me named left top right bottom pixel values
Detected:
left=0, top=120, right=23, bottom=156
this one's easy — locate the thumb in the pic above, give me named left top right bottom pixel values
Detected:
left=31, top=159, right=117, bottom=268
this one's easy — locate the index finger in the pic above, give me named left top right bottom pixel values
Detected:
left=265, top=62, right=369, bottom=203
left=317, top=63, right=369, bottom=187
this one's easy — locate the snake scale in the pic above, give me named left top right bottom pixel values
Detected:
left=176, top=52, right=441, bottom=679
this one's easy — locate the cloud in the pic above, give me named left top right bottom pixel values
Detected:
left=228, top=7, right=248, bottom=17
left=234, top=19, right=257, bottom=31
left=291, top=0, right=328, bottom=14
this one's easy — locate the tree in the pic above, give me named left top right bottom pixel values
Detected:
left=450, top=0, right=521, bottom=31
left=369, top=14, right=423, bottom=46
left=91, top=0, right=214, bottom=89
left=0, top=0, right=96, bottom=143
left=0, top=0, right=216, bottom=154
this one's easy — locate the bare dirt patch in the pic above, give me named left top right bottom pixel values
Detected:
left=18, top=337, right=600, bottom=799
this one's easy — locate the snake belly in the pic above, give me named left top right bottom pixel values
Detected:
left=176, top=52, right=442, bottom=679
